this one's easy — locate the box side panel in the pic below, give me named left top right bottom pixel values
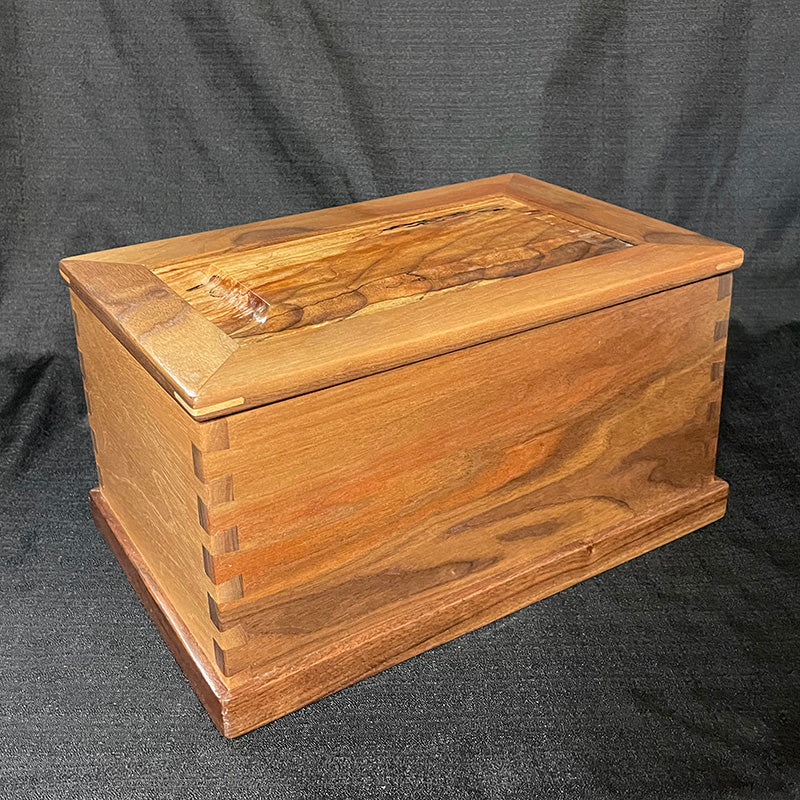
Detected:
left=199, top=274, right=731, bottom=676
left=71, top=295, right=240, bottom=675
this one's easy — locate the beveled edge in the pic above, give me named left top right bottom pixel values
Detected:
left=60, top=259, right=238, bottom=407
left=503, top=173, right=735, bottom=247
left=191, top=241, right=743, bottom=419
left=61, top=174, right=744, bottom=420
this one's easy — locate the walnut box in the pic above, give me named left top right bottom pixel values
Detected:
left=61, top=173, right=743, bottom=737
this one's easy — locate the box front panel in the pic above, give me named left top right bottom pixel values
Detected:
left=199, top=274, right=731, bottom=676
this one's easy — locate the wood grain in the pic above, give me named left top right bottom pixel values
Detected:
left=152, top=200, right=629, bottom=337
left=89, top=470, right=728, bottom=737
left=89, top=489, right=230, bottom=734
left=223, top=479, right=728, bottom=736
left=66, top=173, right=739, bottom=736
left=60, top=173, right=743, bottom=418
left=71, top=296, right=244, bottom=665
left=193, top=241, right=741, bottom=418
left=63, top=261, right=236, bottom=401
left=61, top=174, right=731, bottom=270
left=198, top=275, right=731, bottom=677
left=504, top=173, right=730, bottom=246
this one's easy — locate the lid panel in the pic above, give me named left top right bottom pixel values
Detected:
left=151, top=196, right=630, bottom=338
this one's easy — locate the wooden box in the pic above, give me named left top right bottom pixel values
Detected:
left=61, top=174, right=742, bottom=737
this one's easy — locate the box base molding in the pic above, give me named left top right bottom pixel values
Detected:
left=89, top=489, right=231, bottom=731
left=89, top=481, right=728, bottom=738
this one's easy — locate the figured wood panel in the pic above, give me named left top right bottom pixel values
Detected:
left=198, top=275, right=731, bottom=675
left=152, top=197, right=629, bottom=338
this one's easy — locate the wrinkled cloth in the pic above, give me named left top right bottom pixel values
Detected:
left=1, top=2, right=798, bottom=797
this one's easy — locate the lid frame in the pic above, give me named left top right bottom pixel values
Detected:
left=61, top=173, right=743, bottom=420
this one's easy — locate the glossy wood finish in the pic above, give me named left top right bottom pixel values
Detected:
left=73, top=272, right=733, bottom=735
left=90, top=466, right=729, bottom=738
left=197, top=275, right=732, bottom=678
left=66, top=261, right=236, bottom=403
left=61, top=173, right=743, bottom=419
left=72, top=296, right=246, bottom=667
left=64, top=174, right=741, bottom=736
left=152, top=200, right=629, bottom=337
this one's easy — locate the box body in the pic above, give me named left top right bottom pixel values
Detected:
left=63, top=174, right=741, bottom=736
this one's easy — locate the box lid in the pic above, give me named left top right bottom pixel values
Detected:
left=61, top=173, right=743, bottom=420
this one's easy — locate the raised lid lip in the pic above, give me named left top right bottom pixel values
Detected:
left=60, top=173, right=743, bottom=421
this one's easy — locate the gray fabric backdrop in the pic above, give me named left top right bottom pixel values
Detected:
left=1, top=1, right=798, bottom=798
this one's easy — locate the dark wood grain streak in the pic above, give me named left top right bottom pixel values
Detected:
left=199, top=277, right=730, bottom=680
left=222, top=479, right=727, bottom=728
left=156, top=203, right=630, bottom=338
left=89, top=474, right=727, bottom=735
left=201, top=276, right=726, bottom=595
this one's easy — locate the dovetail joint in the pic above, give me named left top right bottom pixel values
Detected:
left=208, top=593, right=223, bottom=629
left=191, top=426, right=245, bottom=638
left=207, top=583, right=245, bottom=630
left=202, top=535, right=240, bottom=576
left=213, top=639, right=232, bottom=675
left=191, top=443, right=206, bottom=482
left=197, top=496, right=211, bottom=532
left=717, top=273, right=733, bottom=300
